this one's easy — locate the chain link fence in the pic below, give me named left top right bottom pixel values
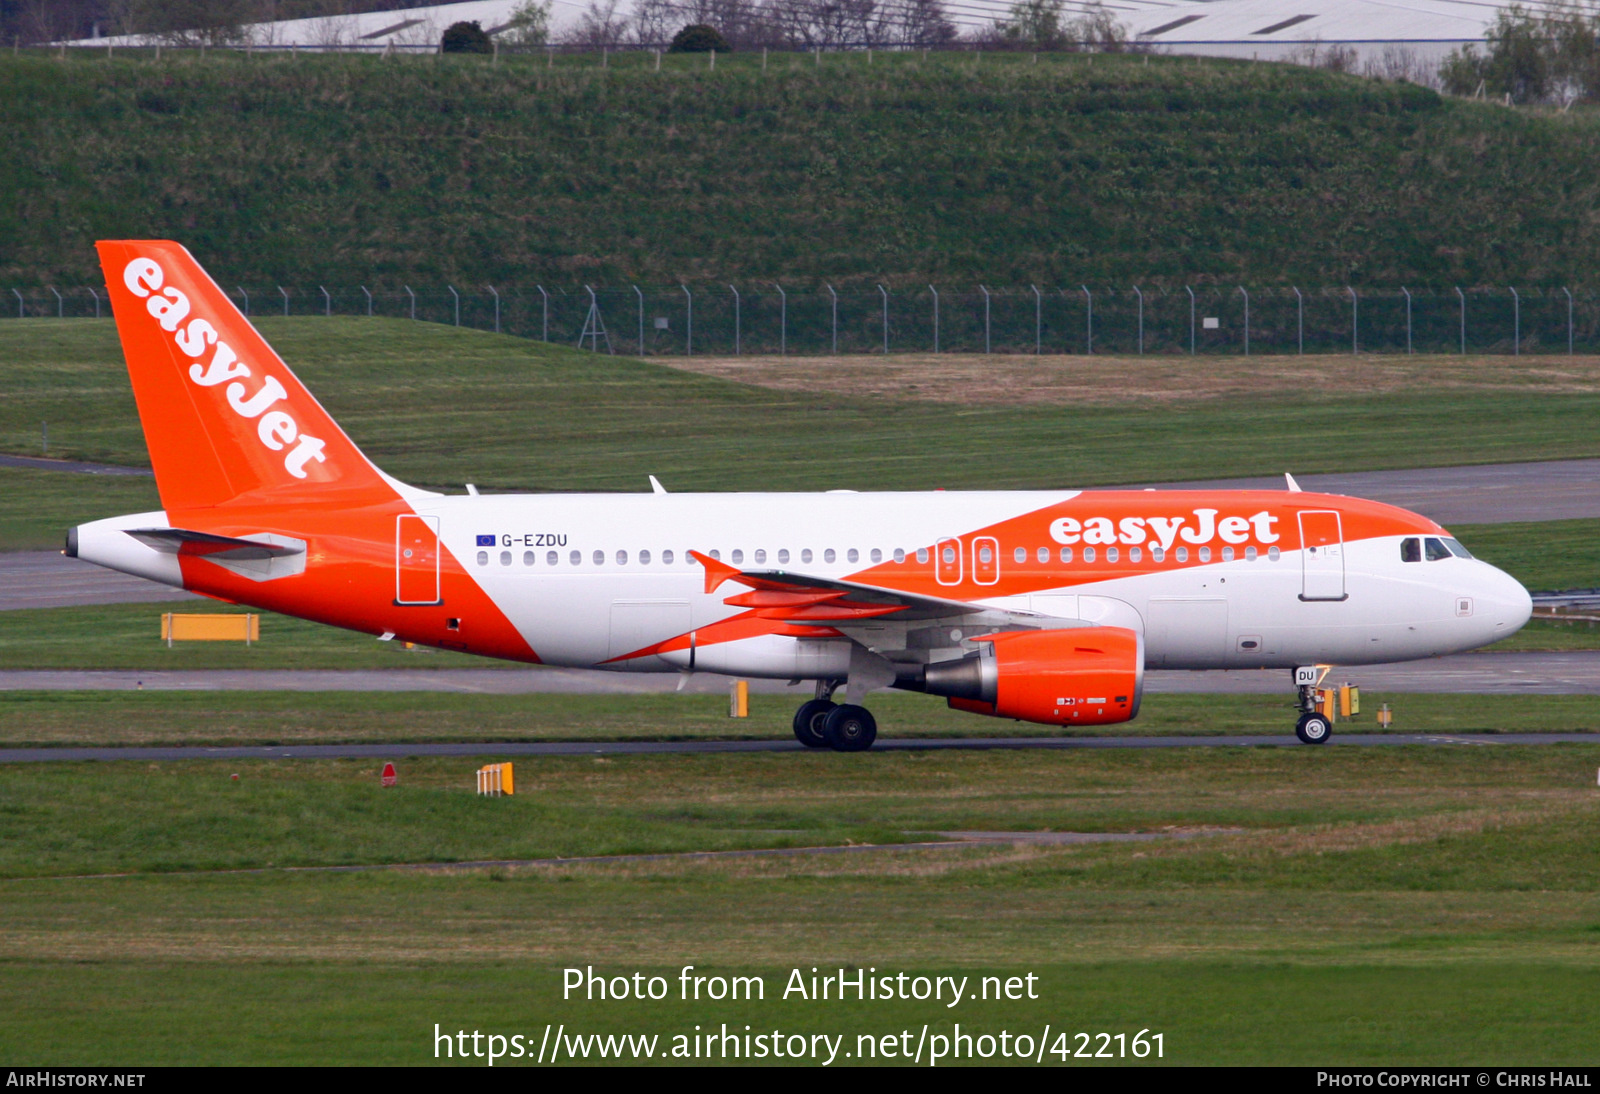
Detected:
left=8, top=284, right=1596, bottom=356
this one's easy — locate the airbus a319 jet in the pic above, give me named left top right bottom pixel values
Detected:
left=68, top=242, right=1534, bottom=750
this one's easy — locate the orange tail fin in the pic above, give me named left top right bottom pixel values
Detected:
left=96, top=240, right=398, bottom=511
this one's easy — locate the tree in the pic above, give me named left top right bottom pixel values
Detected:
left=563, top=0, right=626, bottom=48
left=997, top=0, right=1066, bottom=49
left=500, top=0, right=551, bottom=47
left=127, top=0, right=254, bottom=45
left=669, top=23, right=731, bottom=51
left=1437, top=2, right=1600, bottom=104
left=441, top=20, right=492, bottom=53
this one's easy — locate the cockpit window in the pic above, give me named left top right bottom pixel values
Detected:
left=1424, top=537, right=1452, bottom=561
left=1400, top=537, right=1421, bottom=563
left=1442, top=537, right=1473, bottom=560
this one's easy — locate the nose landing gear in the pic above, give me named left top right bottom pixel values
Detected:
left=1294, top=668, right=1333, bottom=745
left=793, top=680, right=878, bottom=752
left=1295, top=710, right=1332, bottom=744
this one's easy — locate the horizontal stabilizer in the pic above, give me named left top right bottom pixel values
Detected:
left=126, top=527, right=305, bottom=561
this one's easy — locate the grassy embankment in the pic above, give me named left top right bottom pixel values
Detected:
left=4, top=318, right=1600, bottom=546
left=4, top=49, right=1600, bottom=293
left=1, top=744, right=1597, bottom=1064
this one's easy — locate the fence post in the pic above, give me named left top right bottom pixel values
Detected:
left=449, top=285, right=459, bottom=327
left=237, top=287, right=249, bottom=317
left=729, top=285, right=740, bottom=355
left=539, top=286, right=549, bottom=342
left=50, top=286, right=62, bottom=318
left=776, top=284, right=786, bottom=356
left=1509, top=286, right=1519, bottom=356
left=279, top=286, right=289, bottom=317
left=488, top=286, right=499, bottom=333
left=878, top=284, right=889, bottom=354
left=1133, top=286, right=1144, bottom=355
left=11, top=288, right=21, bottom=318
left=1186, top=285, right=1195, bottom=354
left=681, top=284, right=692, bottom=355
left=1402, top=287, right=1412, bottom=354
left=1348, top=286, right=1357, bottom=355
left=1239, top=287, right=1249, bottom=356
left=1561, top=286, right=1574, bottom=355
left=1032, top=285, right=1042, bottom=354
left=1293, top=287, right=1303, bottom=355
left=362, top=286, right=372, bottom=317
left=87, top=286, right=100, bottom=319
left=979, top=285, right=991, bottom=354
left=1456, top=286, right=1465, bottom=354
left=320, top=286, right=331, bottom=317
left=827, top=284, right=837, bottom=354
left=1081, top=286, right=1092, bottom=355
left=929, top=285, right=939, bottom=353
left=633, top=285, right=643, bottom=354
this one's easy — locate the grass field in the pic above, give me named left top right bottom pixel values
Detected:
left=2, top=742, right=1597, bottom=1064
left=1, top=593, right=1594, bottom=675
left=2, top=320, right=1598, bottom=552
left=3, top=690, right=1600, bottom=749
left=4, top=50, right=1600, bottom=291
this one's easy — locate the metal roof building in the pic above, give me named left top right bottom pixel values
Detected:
left=1118, top=0, right=1544, bottom=72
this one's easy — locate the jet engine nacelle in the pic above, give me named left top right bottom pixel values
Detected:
left=923, top=627, right=1144, bottom=727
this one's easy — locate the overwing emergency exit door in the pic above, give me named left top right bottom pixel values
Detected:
left=396, top=514, right=442, bottom=605
left=1298, top=510, right=1347, bottom=601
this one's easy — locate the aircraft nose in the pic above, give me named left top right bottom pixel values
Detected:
left=1478, top=563, right=1532, bottom=637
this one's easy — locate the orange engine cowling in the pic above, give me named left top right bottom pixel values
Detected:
left=945, top=627, right=1144, bottom=727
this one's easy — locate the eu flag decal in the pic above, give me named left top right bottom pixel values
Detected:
left=476, top=534, right=496, bottom=547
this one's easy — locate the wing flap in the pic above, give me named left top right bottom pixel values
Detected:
left=688, top=549, right=989, bottom=621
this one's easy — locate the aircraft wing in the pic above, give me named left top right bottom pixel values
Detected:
left=691, top=550, right=1046, bottom=625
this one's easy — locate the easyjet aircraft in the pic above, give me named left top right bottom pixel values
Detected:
left=69, top=242, right=1533, bottom=750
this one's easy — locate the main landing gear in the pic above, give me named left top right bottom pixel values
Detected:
left=792, top=681, right=878, bottom=752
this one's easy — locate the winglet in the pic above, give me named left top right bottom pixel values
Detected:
left=690, top=550, right=740, bottom=594
left=649, top=475, right=667, bottom=495
left=1285, top=472, right=1303, bottom=493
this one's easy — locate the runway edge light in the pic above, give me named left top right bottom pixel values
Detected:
left=381, top=762, right=397, bottom=788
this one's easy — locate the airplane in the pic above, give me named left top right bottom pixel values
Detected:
left=67, top=241, right=1534, bottom=750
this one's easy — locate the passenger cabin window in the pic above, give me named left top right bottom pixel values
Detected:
left=523, top=551, right=535, bottom=566
left=893, top=548, right=906, bottom=564
left=1013, top=546, right=1026, bottom=564
left=662, top=550, right=674, bottom=565
left=640, top=549, right=651, bottom=564
left=1401, top=538, right=1422, bottom=563
left=547, top=550, right=558, bottom=566
left=1425, top=537, right=1451, bottom=562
